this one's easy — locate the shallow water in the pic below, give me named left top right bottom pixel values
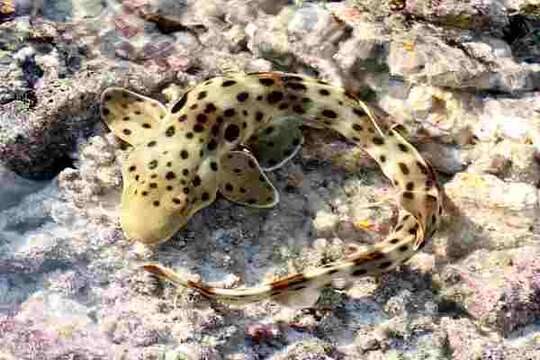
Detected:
left=1, top=1, right=540, bottom=359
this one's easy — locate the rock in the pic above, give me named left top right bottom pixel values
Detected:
left=417, top=142, right=465, bottom=175
left=441, top=247, right=540, bottom=335
left=39, top=0, right=104, bottom=21
left=0, top=165, right=45, bottom=211
left=355, top=329, right=381, bottom=353
left=0, top=63, right=177, bottom=179
left=387, top=25, right=540, bottom=92
left=312, top=211, right=339, bottom=238
left=405, top=0, right=508, bottom=31
left=443, top=172, right=538, bottom=254
left=0, top=292, right=113, bottom=358
left=378, top=82, right=485, bottom=144
left=255, top=0, right=289, bottom=15
left=440, top=318, right=491, bottom=360
left=507, top=15, right=540, bottom=64
left=467, top=140, right=540, bottom=184
left=275, top=339, right=336, bottom=360
left=474, top=95, right=540, bottom=144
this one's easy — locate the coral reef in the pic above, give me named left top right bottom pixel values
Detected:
left=0, top=0, right=539, bottom=358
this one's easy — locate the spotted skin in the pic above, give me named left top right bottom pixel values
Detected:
left=101, top=72, right=443, bottom=306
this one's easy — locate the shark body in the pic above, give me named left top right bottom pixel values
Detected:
left=101, top=72, right=442, bottom=305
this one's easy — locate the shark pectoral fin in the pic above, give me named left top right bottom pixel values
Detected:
left=247, top=116, right=304, bottom=171
left=218, top=150, right=279, bottom=208
left=101, top=87, right=168, bottom=145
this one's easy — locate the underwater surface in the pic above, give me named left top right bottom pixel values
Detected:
left=1, top=0, right=540, bottom=359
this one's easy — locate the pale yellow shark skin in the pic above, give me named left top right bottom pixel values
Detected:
left=101, top=72, right=443, bottom=306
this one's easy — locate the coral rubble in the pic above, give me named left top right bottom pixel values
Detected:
left=0, top=0, right=539, bottom=358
